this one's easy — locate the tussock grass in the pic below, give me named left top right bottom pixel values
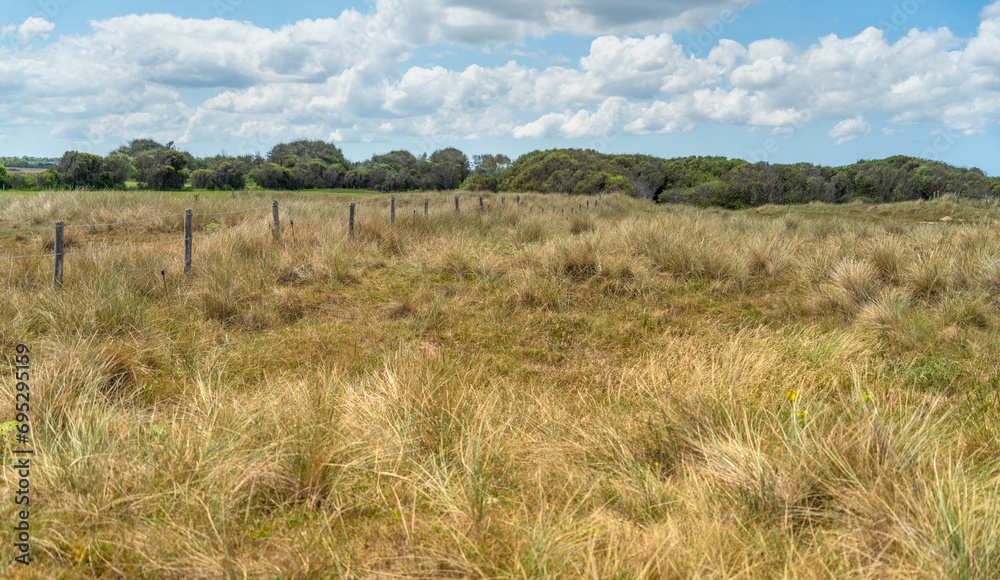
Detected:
left=821, top=258, right=884, bottom=316
left=1, top=191, right=999, bottom=577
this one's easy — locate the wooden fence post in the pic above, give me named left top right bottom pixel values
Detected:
left=455, top=196, right=459, bottom=212
left=391, top=197, right=395, bottom=225
left=271, top=200, right=280, bottom=242
left=479, top=196, right=484, bottom=212
left=501, top=197, right=505, bottom=206
left=53, top=221, right=64, bottom=287
left=424, top=200, right=429, bottom=217
left=184, top=209, right=193, bottom=275
left=349, top=203, right=355, bottom=238
left=516, top=195, right=520, bottom=206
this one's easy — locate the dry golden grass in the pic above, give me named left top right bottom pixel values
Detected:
left=0, top=191, right=998, bottom=578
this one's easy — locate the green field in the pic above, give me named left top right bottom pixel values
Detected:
left=0, top=190, right=998, bottom=578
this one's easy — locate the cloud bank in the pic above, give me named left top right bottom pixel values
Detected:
left=0, top=0, right=997, bottom=155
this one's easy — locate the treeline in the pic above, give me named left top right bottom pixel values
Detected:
left=1, top=140, right=997, bottom=209
left=0, top=156, right=59, bottom=169
left=0, top=139, right=472, bottom=193
left=488, top=149, right=1000, bottom=207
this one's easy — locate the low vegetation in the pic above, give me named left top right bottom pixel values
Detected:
left=3, top=140, right=997, bottom=213
left=0, top=191, right=998, bottom=578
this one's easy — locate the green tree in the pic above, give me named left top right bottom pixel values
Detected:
left=56, top=151, right=103, bottom=188
left=0, top=165, right=12, bottom=190
left=267, top=140, right=351, bottom=172
left=472, top=153, right=511, bottom=176
left=211, top=159, right=247, bottom=190
left=461, top=174, right=500, bottom=192
left=190, top=169, right=214, bottom=189
left=100, top=153, right=131, bottom=189
left=429, top=148, right=471, bottom=189
left=113, top=138, right=172, bottom=158
left=250, top=162, right=294, bottom=190
left=135, top=149, right=189, bottom=190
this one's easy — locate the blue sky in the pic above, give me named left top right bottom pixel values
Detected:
left=1, top=0, right=997, bottom=173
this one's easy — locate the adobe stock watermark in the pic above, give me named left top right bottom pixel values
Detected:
left=349, top=0, right=404, bottom=54
left=922, top=126, right=960, bottom=163
left=3, top=0, right=71, bottom=51
left=212, top=0, right=243, bottom=18
left=589, top=122, right=625, bottom=154
left=745, top=84, right=827, bottom=164
left=82, top=68, right=167, bottom=150
left=744, top=0, right=932, bottom=164
left=414, top=84, right=497, bottom=158
left=874, top=0, right=930, bottom=34
left=685, top=0, right=755, bottom=57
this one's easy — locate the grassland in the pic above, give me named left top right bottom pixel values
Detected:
left=0, top=190, right=998, bottom=578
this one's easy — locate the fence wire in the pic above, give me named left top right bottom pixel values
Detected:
left=195, top=221, right=271, bottom=241
left=0, top=251, right=54, bottom=261
left=66, top=237, right=185, bottom=257
left=64, top=213, right=188, bottom=228
left=0, top=193, right=600, bottom=288
left=192, top=205, right=273, bottom=217
left=72, top=261, right=187, bottom=283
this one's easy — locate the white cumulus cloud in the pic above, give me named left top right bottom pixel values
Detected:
left=829, top=115, right=872, bottom=145
left=1, top=17, right=55, bottom=43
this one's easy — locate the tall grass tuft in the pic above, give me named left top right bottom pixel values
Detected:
left=820, top=259, right=883, bottom=316
left=905, top=252, right=951, bottom=299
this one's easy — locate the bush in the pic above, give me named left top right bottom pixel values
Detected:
left=211, top=160, right=246, bottom=190
left=135, top=149, right=189, bottom=190
left=251, top=163, right=294, bottom=190
left=52, top=151, right=129, bottom=189
left=12, top=171, right=39, bottom=190
left=190, top=169, right=214, bottom=190
left=461, top=174, right=499, bottom=192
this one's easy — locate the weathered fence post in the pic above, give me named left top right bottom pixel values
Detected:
left=349, top=203, right=355, bottom=238
left=516, top=195, right=520, bottom=206
left=184, top=209, right=193, bottom=275
left=391, top=197, right=396, bottom=225
left=455, top=196, right=459, bottom=212
left=424, top=200, right=429, bottom=217
left=53, top=221, right=64, bottom=287
left=271, top=200, right=280, bottom=242
left=479, top=196, right=484, bottom=212
left=501, top=197, right=505, bottom=206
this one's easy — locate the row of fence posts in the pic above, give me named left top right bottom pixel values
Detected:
left=44, top=193, right=600, bottom=287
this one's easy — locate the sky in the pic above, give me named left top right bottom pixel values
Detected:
left=1, top=0, right=998, bottom=173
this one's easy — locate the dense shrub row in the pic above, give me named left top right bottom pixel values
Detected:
left=493, top=149, right=999, bottom=207
left=2, top=140, right=996, bottom=209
